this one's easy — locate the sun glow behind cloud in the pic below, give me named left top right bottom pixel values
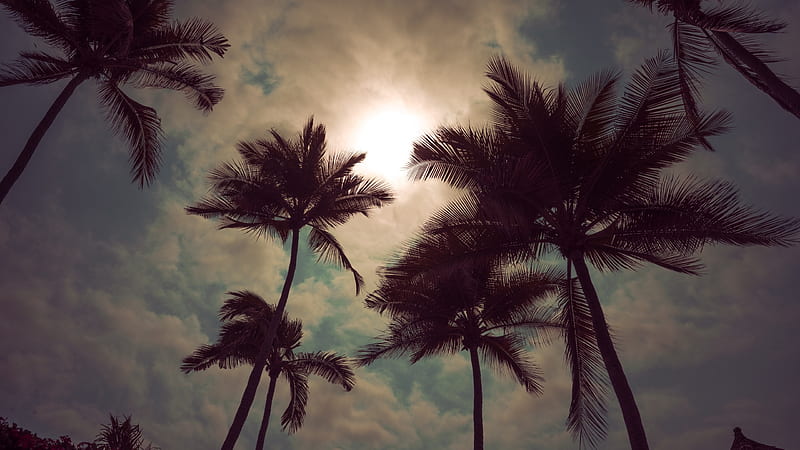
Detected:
left=351, top=106, right=428, bottom=184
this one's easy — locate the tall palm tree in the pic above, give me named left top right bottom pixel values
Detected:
left=186, top=116, right=393, bottom=450
left=181, top=291, right=355, bottom=450
left=406, top=54, right=800, bottom=449
left=0, top=0, right=229, bottom=204
left=628, top=0, right=800, bottom=129
left=358, top=229, right=562, bottom=450
left=94, top=414, right=158, bottom=450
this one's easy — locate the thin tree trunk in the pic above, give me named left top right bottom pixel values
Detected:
left=571, top=253, right=649, bottom=450
left=468, top=346, right=484, bottom=450
left=221, top=228, right=301, bottom=450
left=0, top=73, right=87, bottom=206
left=255, top=372, right=279, bottom=450
left=709, top=30, right=800, bottom=119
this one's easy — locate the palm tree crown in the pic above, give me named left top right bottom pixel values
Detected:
left=187, top=116, right=394, bottom=293
left=628, top=0, right=800, bottom=128
left=94, top=414, right=158, bottom=450
left=358, top=229, right=562, bottom=450
left=181, top=291, right=355, bottom=449
left=0, top=0, right=229, bottom=203
left=406, top=54, right=800, bottom=449
left=186, top=117, right=392, bottom=450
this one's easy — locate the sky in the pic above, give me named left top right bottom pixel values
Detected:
left=1, top=1, right=799, bottom=449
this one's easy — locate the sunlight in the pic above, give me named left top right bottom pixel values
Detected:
left=352, top=107, right=426, bottom=183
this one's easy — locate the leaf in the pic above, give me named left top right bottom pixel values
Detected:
left=0, top=52, right=75, bottom=86
left=125, top=62, right=224, bottom=112
left=97, top=80, right=163, bottom=187
left=307, top=227, right=365, bottom=294
left=558, top=275, right=609, bottom=447
left=131, top=17, right=229, bottom=63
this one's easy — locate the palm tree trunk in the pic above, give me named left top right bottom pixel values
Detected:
left=571, top=252, right=649, bottom=450
left=468, top=346, right=484, bottom=450
left=708, top=30, right=800, bottom=119
left=0, top=73, right=87, bottom=206
left=221, top=228, right=301, bottom=450
left=255, top=373, right=279, bottom=450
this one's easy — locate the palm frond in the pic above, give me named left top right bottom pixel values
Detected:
left=317, top=151, right=364, bottom=187
left=567, top=68, right=620, bottom=148
left=689, top=5, right=785, bottom=34
left=478, top=333, right=543, bottom=394
left=356, top=319, right=457, bottom=366
left=299, top=116, right=327, bottom=167
left=131, top=17, right=229, bottom=63
left=584, top=243, right=704, bottom=275
left=307, top=176, right=394, bottom=229
left=290, top=351, right=356, bottom=391
left=407, top=126, right=499, bottom=188
left=481, top=265, right=562, bottom=326
left=97, top=80, right=163, bottom=187
left=219, top=290, right=271, bottom=320
left=0, top=0, right=76, bottom=52
left=181, top=344, right=227, bottom=373
left=670, top=18, right=716, bottom=149
left=613, top=176, right=800, bottom=251
left=0, top=53, right=75, bottom=86
left=280, top=368, right=309, bottom=434
left=484, top=54, right=538, bottom=127
left=307, top=226, right=365, bottom=294
left=128, top=0, right=174, bottom=31
left=614, top=50, right=684, bottom=144
left=558, top=275, right=609, bottom=447
left=95, top=414, right=144, bottom=450
left=124, top=62, right=223, bottom=112
left=355, top=333, right=412, bottom=367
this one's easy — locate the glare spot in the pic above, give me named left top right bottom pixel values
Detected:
left=353, top=108, right=425, bottom=183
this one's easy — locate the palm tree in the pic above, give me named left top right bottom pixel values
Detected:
left=406, top=54, right=800, bottom=449
left=186, top=116, right=393, bottom=450
left=628, top=0, right=800, bottom=130
left=0, top=0, right=229, bottom=205
left=94, top=414, right=158, bottom=450
left=181, top=291, right=355, bottom=450
left=358, top=229, right=562, bottom=450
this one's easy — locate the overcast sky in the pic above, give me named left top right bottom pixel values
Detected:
left=1, top=1, right=799, bottom=449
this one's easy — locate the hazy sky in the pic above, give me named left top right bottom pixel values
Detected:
left=1, top=1, right=799, bottom=449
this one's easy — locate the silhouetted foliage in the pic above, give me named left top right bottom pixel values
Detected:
left=731, top=427, right=784, bottom=450
left=358, top=231, right=562, bottom=450
left=0, top=415, right=157, bottom=450
left=1, top=417, right=99, bottom=450
left=406, top=54, right=800, bottom=449
left=181, top=291, right=355, bottom=450
left=629, top=0, right=800, bottom=133
left=186, top=116, right=393, bottom=450
left=0, top=0, right=229, bottom=204
left=94, top=415, right=158, bottom=450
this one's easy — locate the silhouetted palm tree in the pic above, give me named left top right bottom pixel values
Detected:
left=181, top=291, right=355, bottom=450
left=94, top=414, right=158, bottom=450
left=628, top=0, right=800, bottom=130
left=358, top=230, right=562, bottom=450
left=406, top=54, right=800, bottom=449
left=0, top=0, right=229, bottom=204
left=186, top=117, right=393, bottom=450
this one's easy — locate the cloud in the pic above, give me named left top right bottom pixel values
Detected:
left=1, top=1, right=799, bottom=449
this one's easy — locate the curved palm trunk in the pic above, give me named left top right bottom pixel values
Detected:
left=221, top=228, right=301, bottom=450
left=255, top=372, right=279, bottom=450
left=0, top=73, right=87, bottom=206
left=708, top=30, right=800, bottom=119
left=571, top=253, right=649, bottom=450
left=468, top=346, right=484, bottom=450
